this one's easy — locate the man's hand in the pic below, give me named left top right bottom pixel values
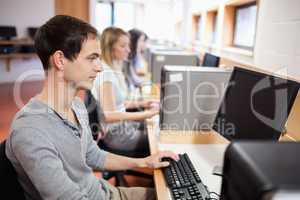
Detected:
left=104, top=151, right=179, bottom=171
left=141, top=151, right=179, bottom=169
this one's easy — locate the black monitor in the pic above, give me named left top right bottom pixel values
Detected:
left=202, top=53, right=220, bottom=67
left=221, top=142, right=300, bottom=200
left=0, top=26, right=17, bottom=40
left=213, top=67, right=300, bottom=140
left=27, top=27, right=38, bottom=39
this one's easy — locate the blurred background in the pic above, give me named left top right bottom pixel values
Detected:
left=0, top=0, right=300, bottom=140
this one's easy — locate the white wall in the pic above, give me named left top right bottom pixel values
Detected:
left=0, top=0, right=54, bottom=83
left=143, top=1, right=175, bottom=41
left=189, top=0, right=300, bottom=79
left=254, top=0, right=300, bottom=79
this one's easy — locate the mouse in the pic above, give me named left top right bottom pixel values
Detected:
left=161, top=157, right=173, bottom=162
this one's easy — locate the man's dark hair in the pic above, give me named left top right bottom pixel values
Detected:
left=34, top=15, right=98, bottom=70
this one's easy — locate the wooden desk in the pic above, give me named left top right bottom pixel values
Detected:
left=146, top=117, right=229, bottom=200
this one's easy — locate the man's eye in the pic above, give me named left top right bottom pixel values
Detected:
left=91, top=57, right=101, bottom=65
left=88, top=57, right=96, bottom=61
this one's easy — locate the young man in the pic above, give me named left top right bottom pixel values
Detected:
left=5, top=15, right=178, bottom=200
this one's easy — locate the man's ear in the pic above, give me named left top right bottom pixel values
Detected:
left=52, top=50, right=66, bottom=71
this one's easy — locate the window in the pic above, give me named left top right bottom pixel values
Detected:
left=114, top=2, right=135, bottom=31
left=94, top=2, right=112, bottom=33
left=194, top=15, right=203, bottom=41
left=205, top=10, right=218, bottom=45
left=233, top=3, right=257, bottom=49
left=94, top=1, right=139, bottom=33
left=143, top=1, right=174, bottom=41
left=211, top=12, right=218, bottom=44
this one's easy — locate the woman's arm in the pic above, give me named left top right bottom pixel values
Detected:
left=99, top=82, right=158, bottom=123
left=136, top=67, right=147, bottom=76
left=124, top=100, right=144, bottom=109
left=135, top=55, right=147, bottom=76
left=103, top=109, right=158, bottom=123
left=124, top=99, right=159, bottom=110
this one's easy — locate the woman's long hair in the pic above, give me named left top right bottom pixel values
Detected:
left=100, top=27, right=129, bottom=95
left=100, top=27, right=128, bottom=69
left=128, top=28, right=148, bottom=61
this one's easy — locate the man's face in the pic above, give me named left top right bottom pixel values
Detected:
left=63, top=37, right=102, bottom=90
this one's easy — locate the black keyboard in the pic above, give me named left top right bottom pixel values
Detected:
left=162, top=153, right=210, bottom=200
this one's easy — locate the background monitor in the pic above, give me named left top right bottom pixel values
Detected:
left=151, top=50, right=199, bottom=83
left=145, top=45, right=184, bottom=73
left=160, top=65, right=232, bottom=130
left=213, top=67, right=300, bottom=140
left=159, top=65, right=232, bottom=130
left=0, top=26, right=17, bottom=40
left=27, top=27, right=38, bottom=39
left=202, top=52, right=220, bottom=67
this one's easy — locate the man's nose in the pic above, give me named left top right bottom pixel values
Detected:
left=95, top=58, right=102, bottom=72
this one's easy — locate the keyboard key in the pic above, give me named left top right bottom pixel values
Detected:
left=162, top=153, right=210, bottom=200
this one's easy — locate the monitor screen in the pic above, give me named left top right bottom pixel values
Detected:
left=202, top=53, right=220, bottom=67
left=27, top=27, right=38, bottom=39
left=213, top=67, right=300, bottom=140
left=159, top=66, right=232, bottom=130
left=0, top=26, right=17, bottom=40
left=151, top=51, right=199, bottom=83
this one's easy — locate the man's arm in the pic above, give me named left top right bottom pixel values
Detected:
left=85, top=126, right=108, bottom=171
left=9, top=128, right=91, bottom=200
left=84, top=128, right=178, bottom=171
left=103, top=151, right=179, bottom=171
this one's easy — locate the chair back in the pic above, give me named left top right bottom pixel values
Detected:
left=84, top=90, right=107, bottom=140
left=0, top=140, right=26, bottom=199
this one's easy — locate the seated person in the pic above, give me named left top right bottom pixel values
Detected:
left=124, top=28, right=149, bottom=92
left=5, top=15, right=178, bottom=200
left=91, top=27, right=158, bottom=154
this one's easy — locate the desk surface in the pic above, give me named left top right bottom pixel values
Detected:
left=146, top=117, right=229, bottom=200
left=159, top=143, right=228, bottom=199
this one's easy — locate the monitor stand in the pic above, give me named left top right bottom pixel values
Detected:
left=212, top=165, right=223, bottom=177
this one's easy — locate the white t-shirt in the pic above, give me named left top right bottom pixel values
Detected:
left=92, top=62, right=127, bottom=112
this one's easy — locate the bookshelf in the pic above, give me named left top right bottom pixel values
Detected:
left=0, top=39, right=37, bottom=71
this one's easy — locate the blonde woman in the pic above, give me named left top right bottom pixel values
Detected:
left=91, top=27, right=159, bottom=154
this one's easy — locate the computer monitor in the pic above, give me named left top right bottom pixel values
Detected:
left=27, top=27, right=38, bottom=39
left=221, top=142, right=300, bottom=200
left=145, top=45, right=184, bottom=73
left=151, top=50, right=199, bottom=83
left=213, top=67, right=300, bottom=140
left=0, top=26, right=17, bottom=40
left=159, top=65, right=232, bottom=130
left=202, top=53, right=220, bottom=67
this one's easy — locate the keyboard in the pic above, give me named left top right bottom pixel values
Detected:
left=162, top=153, right=210, bottom=200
